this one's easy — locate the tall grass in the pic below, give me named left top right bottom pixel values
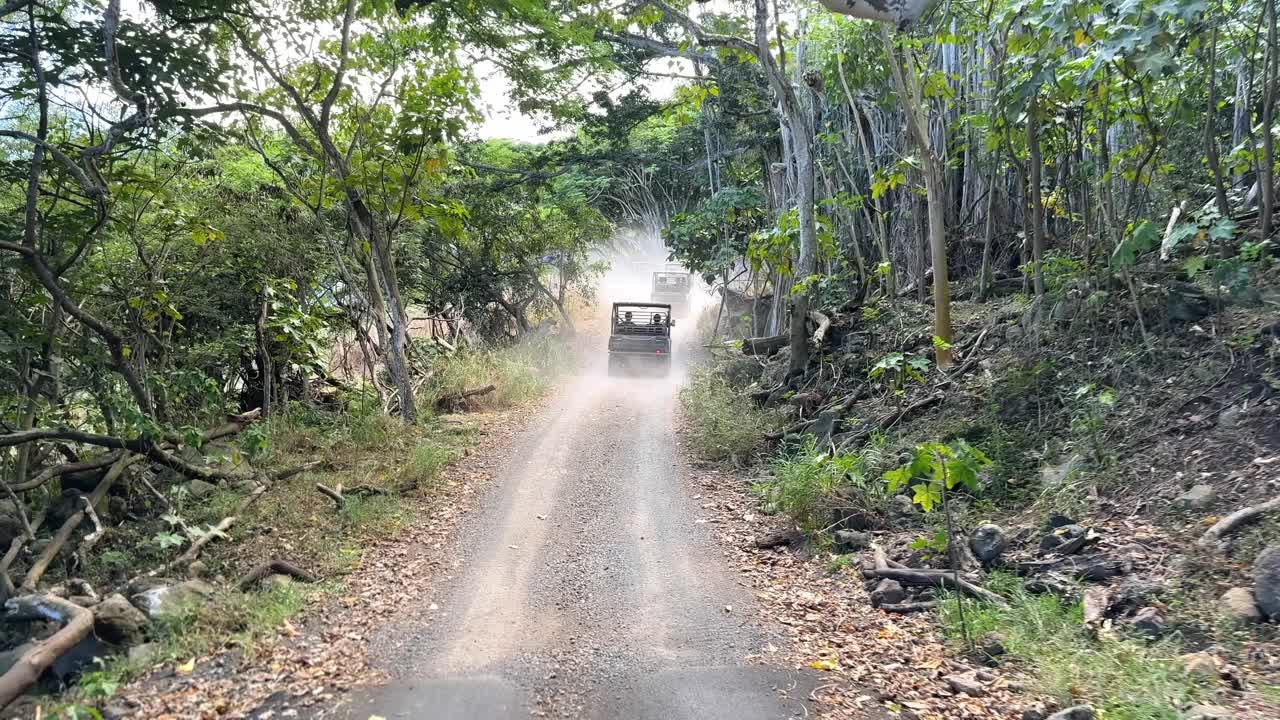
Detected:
left=421, top=333, right=574, bottom=411
left=679, top=366, right=776, bottom=462
left=938, top=575, right=1201, bottom=720
left=755, top=440, right=884, bottom=532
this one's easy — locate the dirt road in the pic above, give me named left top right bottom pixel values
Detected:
left=331, top=344, right=811, bottom=718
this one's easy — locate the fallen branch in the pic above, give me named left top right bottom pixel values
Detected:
left=236, top=559, right=317, bottom=591
left=317, top=483, right=345, bottom=509
left=741, top=334, right=788, bottom=357
left=880, top=600, right=938, bottom=613
left=837, top=394, right=944, bottom=452
left=0, top=594, right=93, bottom=709
left=21, top=454, right=138, bottom=592
left=808, top=310, right=831, bottom=346
left=435, top=384, right=496, bottom=410
left=863, top=567, right=1008, bottom=607
left=1198, top=496, right=1280, bottom=547
left=0, top=512, right=43, bottom=599
left=74, top=496, right=105, bottom=561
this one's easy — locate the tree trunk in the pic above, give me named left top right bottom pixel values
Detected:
left=1204, top=27, right=1232, bottom=218
left=1261, top=0, right=1277, bottom=239
left=1027, top=96, right=1047, bottom=310
left=880, top=26, right=953, bottom=366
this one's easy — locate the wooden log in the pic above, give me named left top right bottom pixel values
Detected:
left=317, top=483, right=345, bottom=509
left=863, top=568, right=1008, bottom=607
left=435, top=384, right=497, bottom=410
left=0, top=595, right=93, bottom=709
left=1198, top=496, right=1280, bottom=547
left=237, top=559, right=317, bottom=591
left=741, top=334, right=788, bottom=357
left=21, top=455, right=138, bottom=592
left=880, top=600, right=938, bottom=613
left=809, top=311, right=831, bottom=346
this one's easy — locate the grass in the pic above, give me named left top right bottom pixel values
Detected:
left=679, top=365, right=777, bottom=462
left=937, top=574, right=1202, bottom=720
left=420, top=333, right=575, bottom=410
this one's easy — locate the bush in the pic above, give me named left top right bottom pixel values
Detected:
left=679, top=366, right=774, bottom=462
left=420, top=333, right=574, bottom=411
left=755, top=440, right=882, bottom=532
left=938, top=575, right=1201, bottom=720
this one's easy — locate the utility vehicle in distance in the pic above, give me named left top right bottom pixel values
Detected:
left=607, top=302, right=673, bottom=377
left=649, top=270, right=691, bottom=316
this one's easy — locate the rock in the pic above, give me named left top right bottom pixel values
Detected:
left=1129, top=606, right=1166, bottom=639
left=1047, top=707, right=1095, bottom=720
left=970, top=524, right=1007, bottom=563
left=890, top=495, right=915, bottom=518
left=131, top=579, right=215, bottom=619
left=1040, top=454, right=1082, bottom=488
left=1217, top=406, right=1243, bottom=428
left=1166, top=281, right=1212, bottom=323
left=1175, top=484, right=1216, bottom=510
left=944, top=672, right=986, bottom=697
left=127, top=642, right=161, bottom=666
left=93, top=593, right=150, bottom=645
left=1021, top=705, right=1046, bottom=720
left=1252, top=544, right=1280, bottom=619
left=977, top=633, right=1007, bottom=663
left=264, top=574, right=294, bottom=590
left=183, top=479, right=218, bottom=499
left=870, top=579, right=906, bottom=607
left=187, top=560, right=209, bottom=579
left=1218, top=587, right=1262, bottom=623
left=0, top=643, right=35, bottom=676
left=1183, top=705, right=1233, bottom=720
left=1178, top=652, right=1217, bottom=679
left=754, top=527, right=804, bottom=550
left=1044, top=513, right=1076, bottom=529
left=1040, top=524, right=1089, bottom=555
left=833, top=530, right=870, bottom=551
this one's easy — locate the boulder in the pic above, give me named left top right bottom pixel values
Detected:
left=870, top=579, right=906, bottom=607
left=93, top=594, right=150, bottom=646
left=184, top=479, right=218, bottom=499
left=1040, top=524, right=1089, bottom=555
left=1183, top=705, right=1233, bottom=720
left=889, top=495, right=916, bottom=518
left=944, top=672, right=986, bottom=697
left=1177, top=652, right=1217, bottom=679
left=970, top=524, right=1007, bottom=564
left=1218, top=587, right=1262, bottom=624
left=1175, top=484, right=1216, bottom=510
left=1252, top=544, right=1280, bottom=619
left=1129, top=606, right=1166, bottom=639
left=0, top=643, right=35, bottom=676
left=1047, top=707, right=1095, bottom=720
left=131, top=579, right=215, bottom=619
left=833, top=530, right=870, bottom=551
left=127, top=642, right=161, bottom=666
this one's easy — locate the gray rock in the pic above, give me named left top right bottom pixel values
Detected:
left=184, top=479, right=218, bottom=499
left=1175, top=484, right=1217, bottom=510
left=890, top=495, right=916, bottom=518
left=1217, top=406, right=1243, bottom=428
left=127, top=642, right=161, bottom=666
left=1129, top=606, right=1166, bottom=639
left=1178, top=651, right=1217, bottom=679
left=1252, top=545, right=1280, bottom=619
left=1047, top=707, right=1095, bottom=720
left=1040, top=454, right=1083, bottom=487
left=1183, top=705, right=1233, bottom=720
left=1021, top=706, right=1046, bottom=720
left=970, top=523, right=1007, bottom=563
left=944, top=672, right=986, bottom=697
left=1040, top=524, right=1089, bottom=555
left=833, top=530, right=870, bottom=551
left=131, top=579, right=215, bottom=619
left=0, top=643, right=35, bottom=676
left=870, top=579, right=906, bottom=607
left=1218, top=587, right=1262, bottom=623
left=94, top=593, right=150, bottom=645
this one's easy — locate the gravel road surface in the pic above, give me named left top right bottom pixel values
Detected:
left=331, top=336, right=812, bottom=719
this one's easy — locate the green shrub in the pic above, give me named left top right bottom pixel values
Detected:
left=679, top=367, right=774, bottom=461
left=755, top=440, right=881, bottom=531
left=421, top=334, right=574, bottom=411
left=938, top=575, right=1201, bottom=720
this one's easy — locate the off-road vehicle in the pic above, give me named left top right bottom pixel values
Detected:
left=649, top=270, right=691, bottom=316
left=607, top=302, right=673, bottom=377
